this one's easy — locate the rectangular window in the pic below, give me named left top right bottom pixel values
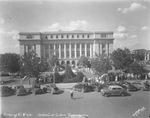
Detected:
left=72, top=51, right=75, bottom=58
left=61, top=51, right=64, bottom=58
left=67, top=35, right=69, bottom=38
left=101, top=34, right=106, bottom=38
left=82, top=44, right=85, bottom=49
left=77, top=51, right=80, bottom=57
left=72, top=35, right=74, bottom=38
left=87, top=51, right=90, bottom=57
left=82, top=35, right=84, bottom=38
left=77, top=44, right=80, bottom=49
left=82, top=51, right=85, bottom=55
left=61, top=44, right=64, bottom=49
left=56, top=35, right=58, bottom=38
left=27, top=35, right=33, bottom=39
left=61, top=35, right=63, bottom=38
left=77, top=35, right=79, bottom=38
left=66, top=51, right=69, bottom=58
left=87, top=35, right=90, bottom=38
left=45, top=45, right=49, bottom=50
left=51, top=35, right=53, bottom=39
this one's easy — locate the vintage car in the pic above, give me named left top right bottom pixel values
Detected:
left=14, top=85, right=29, bottom=96
left=43, top=84, right=61, bottom=94
left=132, top=81, right=150, bottom=91
left=101, top=85, right=128, bottom=97
left=73, top=82, right=94, bottom=93
left=119, top=81, right=138, bottom=91
left=90, top=82, right=105, bottom=92
left=32, top=84, right=44, bottom=95
left=0, top=85, right=14, bottom=97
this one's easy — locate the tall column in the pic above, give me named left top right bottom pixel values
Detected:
left=69, top=43, right=71, bottom=58
left=64, top=44, right=66, bottom=58
left=106, top=43, right=108, bottom=56
left=54, top=44, right=56, bottom=55
left=100, top=43, right=102, bottom=55
left=49, top=45, right=50, bottom=58
left=90, top=44, right=93, bottom=58
left=147, top=53, right=150, bottom=60
left=59, top=44, right=61, bottom=59
left=75, top=43, right=77, bottom=58
left=80, top=43, right=82, bottom=57
left=85, top=43, right=87, bottom=57
left=26, top=45, right=28, bottom=53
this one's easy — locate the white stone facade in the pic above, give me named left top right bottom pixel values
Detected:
left=18, top=31, right=114, bottom=66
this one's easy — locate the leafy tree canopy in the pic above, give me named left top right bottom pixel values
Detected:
left=129, top=61, right=147, bottom=75
left=111, top=48, right=134, bottom=72
left=49, top=54, right=59, bottom=67
left=91, top=55, right=111, bottom=75
left=0, top=53, right=20, bottom=73
left=20, top=51, right=49, bottom=79
left=78, top=55, right=90, bottom=67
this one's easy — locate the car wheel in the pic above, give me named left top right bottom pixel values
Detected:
left=121, top=93, right=125, bottom=96
left=104, top=93, right=109, bottom=97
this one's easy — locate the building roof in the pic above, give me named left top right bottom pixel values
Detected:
left=19, top=30, right=114, bottom=35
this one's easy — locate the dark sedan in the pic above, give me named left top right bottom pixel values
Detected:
left=73, top=82, right=94, bottom=93
left=14, top=85, right=29, bottom=96
left=0, top=85, right=14, bottom=97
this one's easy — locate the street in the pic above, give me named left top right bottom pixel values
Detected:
left=1, top=89, right=150, bottom=118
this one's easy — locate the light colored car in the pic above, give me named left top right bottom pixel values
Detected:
left=101, top=85, right=128, bottom=97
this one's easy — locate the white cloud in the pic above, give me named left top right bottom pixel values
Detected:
left=116, top=26, right=127, bottom=33
left=114, top=38, right=140, bottom=50
left=118, top=2, right=147, bottom=14
left=0, top=17, right=5, bottom=25
left=130, top=35, right=137, bottom=38
left=141, top=26, right=149, bottom=31
left=67, top=20, right=90, bottom=31
left=114, top=32, right=128, bottom=39
left=0, top=29, right=19, bottom=54
left=41, top=20, right=90, bottom=31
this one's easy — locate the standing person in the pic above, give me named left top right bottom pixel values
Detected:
left=70, top=89, right=74, bottom=99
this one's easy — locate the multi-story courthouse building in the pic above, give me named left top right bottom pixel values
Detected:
left=18, top=31, right=114, bottom=66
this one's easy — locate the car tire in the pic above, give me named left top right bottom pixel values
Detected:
left=121, top=93, right=125, bottom=97
left=104, top=93, right=109, bottom=97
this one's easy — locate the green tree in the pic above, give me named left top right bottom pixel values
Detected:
left=111, top=48, right=134, bottom=72
left=63, top=64, right=76, bottom=79
left=78, top=55, right=89, bottom=67
left=91, top=55, right=111, bottom=75
left=129, top=61, right=147, bottom=79
left=0, top=53, right=20, bottom=74
left=20, top=51, right=49, bottom=82
left=132, top=52, right=145, bottom=61
left=49, top=54, right=59, bottom=68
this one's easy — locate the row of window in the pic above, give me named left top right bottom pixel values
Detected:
left=45, top=50, right=91, bottom=58
left=25, top=34, right=112, bottom=39
left=45, top=44, right=91, bottom=50
left=46, top=34, right=90, bottom=39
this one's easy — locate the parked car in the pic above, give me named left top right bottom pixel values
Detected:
left=132, top=81, right=150, bottom=91
left=32, top=84, right=44, bottom=95
left=0, top=85, right=14, bottom=97
left=101, top=85, right=128, bottom=97
left=43, top=84, right=61, bottom=94
left=90, top=82, right=105, bottom=92
left=14, top=85, right=30, bottom=96
left=119, top=81, right=138, bottom=91
left=73, top=82, right=93, bottom=93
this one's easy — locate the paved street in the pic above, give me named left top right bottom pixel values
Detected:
left=1, top=89, right=150, bottom=118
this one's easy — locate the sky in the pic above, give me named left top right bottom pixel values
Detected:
left=0, top=0, right=149, bottom=54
